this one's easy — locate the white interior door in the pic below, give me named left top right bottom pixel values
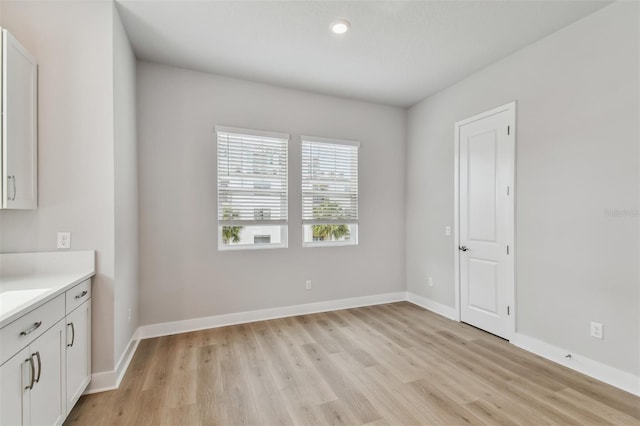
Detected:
left=456, top=103, right=515, bottom=340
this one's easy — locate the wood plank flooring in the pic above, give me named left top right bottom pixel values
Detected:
left=65, top=302, right=640, bottom=425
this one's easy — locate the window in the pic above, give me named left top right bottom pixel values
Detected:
left=301, top=136, right=359, bottom=246
left=217, top=126, right=288, bottom=250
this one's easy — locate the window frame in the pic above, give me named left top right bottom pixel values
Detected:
left=300, top=135, right=360, bottom=248
left=216, top=125, right=289, bottom=251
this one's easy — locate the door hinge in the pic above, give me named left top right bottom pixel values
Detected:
left=507, top=125, right=510, bottom=135
left=507, top=245, right=510, bottom=255
left=507, top=306, right=510, bottom=315
left=507, top=186, right=510, bottom=196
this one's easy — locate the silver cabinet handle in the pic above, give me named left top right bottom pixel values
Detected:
left=20, top=321, right=42, bottom=336
left=75, top=290, right=88, bottom=300
left=25, top=356, right=35, bottom=390
left=33, top=351, right=41, bottom=384
left=7, top=175, right=16, bottom=201
left=67, top=322, right=75, bottom=347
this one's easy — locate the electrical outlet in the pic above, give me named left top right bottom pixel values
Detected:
left=305, top=280, right=312, bottom=290
left=590, top=321, right=603, bottom=339
left=427, top=277, right=434, bottom=287
left=445, top=226, right=451, bottom=236
left=57, top=232, right=71, bottom=249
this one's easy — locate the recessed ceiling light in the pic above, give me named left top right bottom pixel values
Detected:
left=330, top=19, right=351, bottom=35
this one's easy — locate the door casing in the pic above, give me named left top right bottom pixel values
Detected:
left=454, top=101, right=516, bottom=341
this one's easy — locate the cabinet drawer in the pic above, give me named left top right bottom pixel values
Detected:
left=0, top=294, right=65, bottom=365
left=65, top=279, right=91, bottom=314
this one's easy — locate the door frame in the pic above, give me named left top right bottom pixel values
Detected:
left=453, top=101, right=516, bottom=341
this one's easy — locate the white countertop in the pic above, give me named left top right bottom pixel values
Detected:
left=0, top=251, right=95, bottom=328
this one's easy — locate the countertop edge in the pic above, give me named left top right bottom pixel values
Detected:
left=0, top=271, right=96, bottom=329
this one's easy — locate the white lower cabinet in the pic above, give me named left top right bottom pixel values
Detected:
left=0, top=347, right=30, bottom=425
left=65, top=300, right=91, bottom=413
left=29, top=320, right=66, bottom=426
left=0, top=320, right=66, bottom=426
left=0, top=279, right=92, bottom=425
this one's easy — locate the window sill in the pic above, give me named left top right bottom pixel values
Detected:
left=218, top=243, right=288, bottom=251
left=302, top=241, right=358, bottom=248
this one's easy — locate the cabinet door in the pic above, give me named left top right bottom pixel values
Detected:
left=65, top=301, right=91, bottom=413
left=0, top=347, right=31, bottom=426
left=29, top=320, right=65, bottom=426
left=1, top=29, right=38, bottom=209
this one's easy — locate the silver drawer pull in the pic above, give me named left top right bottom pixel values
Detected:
left=75, top=290, right=88, bottom=299
left=19, top=321, right=42, bottom=336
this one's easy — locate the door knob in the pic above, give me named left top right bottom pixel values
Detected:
left=458, top=246, right=469, bottom=252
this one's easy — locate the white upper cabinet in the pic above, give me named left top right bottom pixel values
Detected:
left=1, top=28, right=38, bottom=209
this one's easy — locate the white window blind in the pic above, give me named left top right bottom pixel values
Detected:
left=301, top=136, right=359, bottom=225
left=217, top=126, right=288, bottom=226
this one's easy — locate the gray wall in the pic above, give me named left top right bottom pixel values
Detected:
left=113, top=4, right=139, bottom=364
left=0, top=1, right=140, bottom=375
left=0, top=0, right=117, bottom=374
left=406, top=1, right=639, bottom=375
left=137, top=62, right=406, bottom=326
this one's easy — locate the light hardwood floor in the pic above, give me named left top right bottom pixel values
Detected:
left=65, top=302, right=640, bottom=425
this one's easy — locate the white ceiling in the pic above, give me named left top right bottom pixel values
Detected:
left=116, top=1, right=610, bottom=108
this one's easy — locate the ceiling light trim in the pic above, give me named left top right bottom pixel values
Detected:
left=330, top=19, right=351, bottom=35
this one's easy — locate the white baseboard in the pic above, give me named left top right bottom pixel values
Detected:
left=513, top=332, right=640, bottom=396
left=85, top=330, right=140, bottom=394
left=406, top=292, right=457, bottom=320
left=137, top=292, right=407, bottom=339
